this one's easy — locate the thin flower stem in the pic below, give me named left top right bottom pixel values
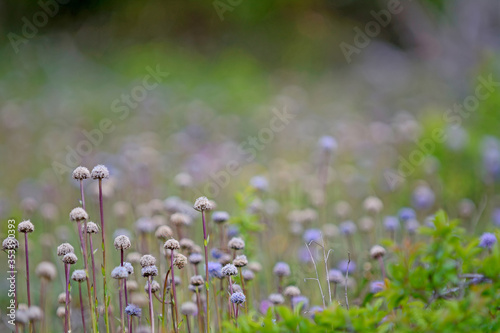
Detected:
left=24, top=233, right=31, bottom=307
left=185, top=315, right=191, bottom=333
left=345, top=253, right=350, bottom=310
left=201, top=211, right=210, bottom=333
left=119, top=280, right=124, bottom=333
left=378, top=256, right=386, bottom=280
left=128, top=315, right=132, bottom=333
left=148, top=276, right=155, bottom=333
left=98, top=179, right=110, bottom=333
left=121, top=249, right=129, bottom=331
left=64, top=263, right=70, bottom=333
left=238, top=268, right=248, bottom=314
left=161, top=269, right=171, bottom=331
left=170, top=254, right=178, bottom=333
left=305, top=242, right=326, bottom=308
left=79, top=283, right=87, bottom=333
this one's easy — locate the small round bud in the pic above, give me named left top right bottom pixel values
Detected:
left=57, top=243, right=74, bottom=256
left=242, top=269, right=255, bottom=281
left=111, top=266, right=129, bottom=279
left=284, top=286, right=301, bottom=297
left=69, top=208, right=88, bottom=222
left=28, top=306, right=43, bottom=321
left=233, top=255, right=248, bottom=267
left=125, top=304, right=142, bottom=317
left=127, top=280, right=139, bottom=292
left=56, top=306, right=66, bottom=318
left=114, top=235, right=132, bottom=250
left=170, top=213, right=191, bottom=226
left=190, top=275, right=204, bottom=286
left=36, top=261, right=57, bottom=281
left=18, top=220, right=35, bottom=233
left=188, top=253, right=203, bottom=265
left=212, top=211, right=230, bottom=224
left=328, top=269, right=344, bottom=283
left=127, top=252, right=141, bottom=264
left=273, top=262, right=290, bottom=277
left=2, top=238, right=19, bottom=250
left=221, top=264, right=238, bottom=276
left=370, top=245, right=386, bottom=259
left=164, top=239, right=180, bottom=250
left=180, top=302, right=197, bottom=316
left=228, top=237, right=245, bottom=250
left=145, top=280, right=161, bottom=293
left=218, top=253, right=232, bottom=265
left=139, top=255, right=156, bottom=268
left=72, top=166, right=90, bottom=180
left=179, top=238, right=195, bottom=251
left=91, top=165, right=110, bottom=179
left=71, top=269, right=87, bottom=282
left=363, top=196, right=383, bottom=213
left=155, top=225, right=173, bottom=240
left=62, top=253, right=78, bottom=265
left=86, top=222, right=100, bottom=234
left=193, top=197, right=214, bottom=211
left=230, top=292, right=246, bottom=304
left=174, top=253, right=187, bottom=269
left=269, top=293, right=285, bottom=305
left=141, top=265, right=158, bottom=277
left=248, top=262, right=262, bottom=273
left=58, top=293, right=69, bottom=304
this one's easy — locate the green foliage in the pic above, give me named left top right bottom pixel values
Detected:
left=223, top=211, right=500, bottom=332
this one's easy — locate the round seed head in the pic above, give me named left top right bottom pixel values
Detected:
left=27, top=305, right=43, bottom=321
left=125, top=304, right=142, bottom=317
left=242, top=269, right=255, bottom=281
left=328, top=269, right=344, bottom=283
left=86, top=222, right=100, bottom=234
left=370, top=245, right=386, bottom=259
left=228, top=237, right=245, bottom=250
left=57, top=243, right=74, bottom=256
left=212, top=211, right=230, bottom=224
left=164, top=239, right=180, bottom=250
left=193, top=196, right=214, bottom=211
left=35, top=261, right=57, bottom=281
left=248, top=262, right=262, bottom=273
left=72, top=166, right=90, bottom=180
left=155, top=225, right=173, bottom=240
left=218, top=253, right=232, bottom=265
left=273, top=262, right=290, bottom=277
left=18, top=220, right=35, bottom=233
left=127, top=280, right=139, bottom=292
left=284, top=286, right=301, bottom=297
left=62, top=253, right=78, bottom=265
left=69, top=207, right=88, bottom=222
left=179, top=238, right=195, bottom=251
left=359, top=217, right=374, bottom=232
left=2, top=237, right=19, bottom=250
left=139, top=254, right=156, bottom=268
left=174, top=172, right=193, bottom=188
left=71, top=269, right=87, bottom=282
left=141, top=265, right=158, bottom=277
left=123, top=262, right=134, bottom=274
left=91, top=164, right=110, bottom=179
left=180, top=302, right=197, bottom=316
left=221, top=264, right=238, bottom=276
left=208, top=262, right=223, bottom=279
left=190, top=275, right=204, bottom=286
left=145, top=280, right=160, bottom=293
left=174, top=253, right=187, bottom=269
left=170, top=213, right=191, bottom=226
left=127, top=252, right=141, bottom=264
left=188, top=253, right=203, bottom=265
left=233, top=255, right=248, bottom=267
left=114, top=235, right=132, bottom=250
left=230, top=292, right=246, bottom=304
left=363, top=196, right=383, bottom=213
left=136, top=217, right=156, bottom=234
left=58, top=293, right=69, bottom=304
left=56, top=306, right=66, bottom=318
left=111, top=266, right=129, bottom=279
left=269, top=293, right=285, bottom=305
left=339, top=220, right=357, bottom=235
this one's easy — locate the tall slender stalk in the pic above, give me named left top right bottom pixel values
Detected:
left=148, top=276, right=155, bottom=333
left=78, top=283, right=87, bottom=333
left=98, top=179, right=110, bottom=333
left=64, top=263, right=70, bottom=333
left=170, top=253, right=179, bottom=333
left=201, top=211, right=210, bottom=332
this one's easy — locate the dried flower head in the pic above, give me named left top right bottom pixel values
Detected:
left=230, top=292, right=246, bottom=304
left=72, top=166, right=90, bottom=180
left=125, top=304, right=142, bottom=317
left=242, top=269, right=255, bottom=281
left=2, top=237, right=19, bottom=250
left=62, top=253, right=78, bottom=265
left=193, top=197, right=214, bottom=211
left=228, top=237, right=245, bottom=250
left=370, top=245, right=386, bottom=259
left=221, top=264, right=238, bottom=276
left=127, top=252, right=141, bottom=264
left=35, top=261, right=57, bottom=281
left=284, top=286, right=301, bottom=297
left=179, top=238, right=195, bottom=251
left=328, top=269, right=344, bottom=283
left=339, top=220, right=357, bottom=235
left=57, top=243, right=74, bottom=256
left=139, top=254, right=156, bottom=268
left=155, top=225, right=173, bottom=240
left=359, top=217, right=374, bottom=232
left=174, top=172, right=193, bottom=188
left=269, top=293, right=285, bottom=305
left=27, top=305, right=43, bottom=321
left=127, top=280, right=139, bottom=292
left=56, top=306, right=66, bottom=318
left=190, top=275, right=204, bottom=286
left=273, top=262, right=290, bottom=277
left=111, top=266, right=129, bottom=279
left=141, top=265, right=158, bottom=277
left=164, top=239, right=180, bottom=250
left=188, top=253, right=203, bottom=265
left=180, top=302, right=198, bottom=316
left=123, top=262, right=134, bottom=275
left=71, top=269, right=87, bottom=282
left=170, top=213, right=192, bottom=226
left=233, top=255, right=248, bottom=267
left=363, top=196, right=383, bottom=213
left=212, top=211, right=230, bottom=224
left=58, top=293, right=69, bottom=304
left=144, top=280, right=160, bottom=293
left=18, top=220, right=35, bottom=233
left=91, top=164, right=110, bottom=179
left=218, top=253, right=232, bottom=265
left=114, top=235, right=132, bottom=250
left=86, top=222, right=100, bottom=234
left=174, top=253, right=187, bottom=269
left=69, top=207, right=89, bottom=222
left=248, top=262, right=262, bottom=273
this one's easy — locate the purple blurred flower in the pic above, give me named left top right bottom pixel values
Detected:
left=479, top=233, right=497, bottom=250
left=292, top=295, right=309, bottom=309
left=412, top=186, right=435, bottom=210
left=226, top=225, right=239, bottom=238
left=337, top=260, right=355, bottom=274
left=273, top=262, right=291, bottom=277
left=370, top=280, right=384, bottom=294
left=318, top=135, right=337, bottom=152
left=339, top=221, right=357, bottom=236
left=308, top=306, right=323, bottom=318
left=405, top=219, right=420, bottom=234
left=250, top=176, right=269, bottom=191
left=303, top=228, right=322, bottom=243
left=207, top=261, right=223, bottom=279
left=383, top=216, right=400, bottom=231
left=260, top=300, right=272, bottom=314
left=211, top=248, right=223, bottom=260
left=398, top=208, right=416, bottom=221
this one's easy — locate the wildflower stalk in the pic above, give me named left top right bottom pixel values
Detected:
left=65, top=263, right=71, bottom=333
left=185, top=315, right=191, bottom=333
left=23, top=232, right=33, bottom=333
left=170, top=253, right=179, bottom=333
left=98, top=179, right=110, bottom=333
left=345, top=253, right=350, bottom=310
left=120, top=249, right=129, bottom=331
left=78, top=282, right=87, bottom=333
left=148, top=276, right=155, bottom=333
left=161, top=269, right=171, bottom=331
left=201, top=210, right=210, bottom=333
left=304, top=242, right=326, bottom=308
